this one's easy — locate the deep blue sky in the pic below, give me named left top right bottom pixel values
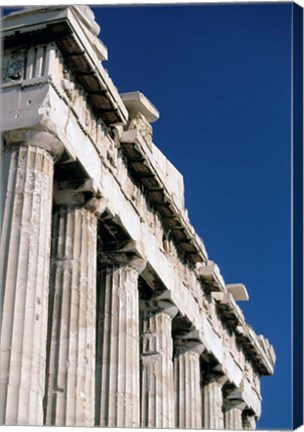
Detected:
left=91, top=4, right=292, bottom=429
left=3, top=3, right=292, bottom=429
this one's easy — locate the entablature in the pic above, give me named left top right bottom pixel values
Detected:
left=236, top=324, right=276, bottom=376
left=3, top=6, right=128, bottom=126
left=211, top=291, right=274, bottom=375
left=196, top=260, right=226, bottom=292
left=120, top=129, right=208, bottom=265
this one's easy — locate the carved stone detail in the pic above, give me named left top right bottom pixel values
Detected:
left=140, top=300, right=178, bottom=428
left=174, top=339, right=204, bottom=429
left=4, top=129, right=64, bottom=161
left=44, top=205, right=97, bottom=426
left=202, top=374, right=226, bottom=429
left=96, top=261, right=144, bottom=427
left=128, top=111, right=153, bottom=147
left=243, top=413, right=257, bottom=430
left=224, top=400, right=246, bottom=430
left=0, top=145, right=54, bottom=425
left=2, top=49, right=26, bottom=82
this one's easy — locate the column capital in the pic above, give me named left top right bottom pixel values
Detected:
left=4, top=128, right=64, bottom=160
left=53, top=179, right=103, bottom=208
left=223, top=398, right=247, bottom=412
left=174, top=336, right=205, bottom=356
left=128, top=256, right=147, bottom=274
left=205, top=370, right=229, bottom=386
left=140, top=298, right=178, bottom=319
left=243, top=412, right=257, bottom=430
left=100, top=254, right=146, bottom=275
left=98, top=237, right=146, bottom=273
left=224, top=398, right=245, bottom=430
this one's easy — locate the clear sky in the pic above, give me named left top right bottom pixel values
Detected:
left=2, top=3, right=292, bottom=429
left=91, top=3, right=292, bottom=429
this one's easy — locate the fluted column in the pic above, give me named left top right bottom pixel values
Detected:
left=202, top=373, right=226, bottom=429
left=224, top=400, right=246, bottom=430
left=243, top=412, right=257, bottom=430
left=0, top=132, right=62, bottom=425
left=174, top=339, right=204, bottom=429
left=44, top=203, right=98, bottom=426
left=96, top=257, right=146, bottom=427
left=140, top=300, right=178, bottom=428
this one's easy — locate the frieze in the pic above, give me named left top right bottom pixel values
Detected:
left=2, top=49, right=26, bottom=82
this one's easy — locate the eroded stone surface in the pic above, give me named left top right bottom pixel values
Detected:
left=140, top=300, right=177, bottom=428
left=96, top=262, right=144, bottom=427
left=44, top=204, right=97, bottom=426
left=0, top=145, right=54, bottom=425
left=174, top=340, right=204, bottom=429
left=202, top=374, right=226, bottom=429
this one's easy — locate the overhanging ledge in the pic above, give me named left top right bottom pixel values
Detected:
left=3, top=6, right=129, bottom=126
left=120, top=128, right=208, bottom=264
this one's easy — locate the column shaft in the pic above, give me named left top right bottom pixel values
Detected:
left=44, top=205, right=97, bottom=426
left=97, top=263, right=141, bottom=427
left=203, top=379, right=224, bottom=429
left=174, top=348, right=202, bottom=428
left=225, top=406, right=243, bottom=430
left=0, top=145, right=54, bottom=425
left=243, top=413, right=257, bottom=430
left=140, top=304, right=176, bottom=428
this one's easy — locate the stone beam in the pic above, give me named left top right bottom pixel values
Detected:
left=196, top=260, right=226, bottom=292
left=226, top=283, right=249, bottom=301
left=3, top=6, right=128, bottom=125
left=120, top=129, right=207, bottom=264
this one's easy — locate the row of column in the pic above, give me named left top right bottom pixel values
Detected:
left=139, top=301, right=255, bottom=430
left=0, top=140, right=256, bottom=429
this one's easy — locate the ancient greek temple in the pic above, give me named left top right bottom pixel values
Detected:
left=1, top=6, right=275, bottom=429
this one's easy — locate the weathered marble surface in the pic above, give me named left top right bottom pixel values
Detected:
left=174, top=340, right=204, bottom=429
left=140, top=300, right=177, bottom=428
left=44, top=204, right=97, bottom=426
left=96, top=259, right=145, bottom=427
left=1, top=144, right=55, bottom=425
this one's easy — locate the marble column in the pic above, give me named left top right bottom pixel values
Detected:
left=202, top=373, right=226, bottom=429
left=140, top=300, right=178, bottom=428
left=44, top=202, right=98, bottom=426
left=96, top=257, right=146, bottom=428
left=174, top=339, right=204, bottom=429
left=243, top=412, right=257, bottom=430
left=0, top=132, right=62, bottom=425
left=224, top=400, right=246, bottom=430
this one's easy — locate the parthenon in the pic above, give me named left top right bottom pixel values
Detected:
left=1, top=5, right=275, bottom=429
